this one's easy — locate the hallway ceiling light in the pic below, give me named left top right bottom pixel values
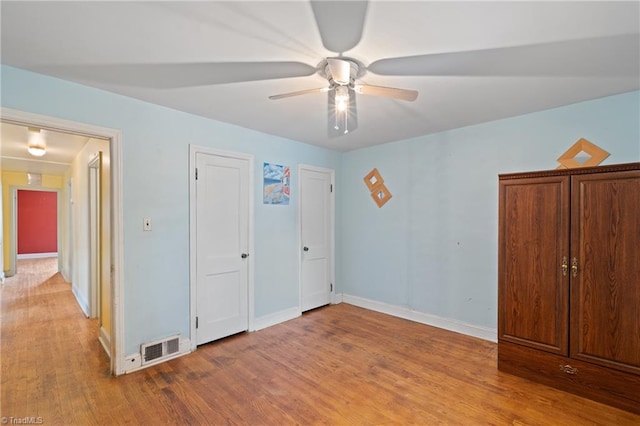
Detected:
left=27, top=127, right=46, bottom=157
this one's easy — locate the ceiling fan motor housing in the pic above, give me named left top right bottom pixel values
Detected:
left=323, top=58, right=362, bottom=87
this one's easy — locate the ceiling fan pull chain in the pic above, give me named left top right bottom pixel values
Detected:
left=344, top=109, right=348, bottom=134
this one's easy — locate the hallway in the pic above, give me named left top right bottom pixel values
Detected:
left=1, top=258, right=109, bottom=423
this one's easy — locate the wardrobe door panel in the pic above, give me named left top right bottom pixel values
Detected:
left=571, top=170, right=640, bottom=375
left=498, top=176, right=570, bottom=355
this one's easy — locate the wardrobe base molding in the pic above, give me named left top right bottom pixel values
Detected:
left=498, top=342, right=640, bottom=414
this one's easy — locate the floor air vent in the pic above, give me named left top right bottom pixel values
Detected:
left=141, top=335, right=180, bottom=365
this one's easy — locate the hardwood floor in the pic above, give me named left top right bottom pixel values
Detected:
left=2, top=258, right=639, bottom=425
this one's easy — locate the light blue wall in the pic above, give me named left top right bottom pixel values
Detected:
left=338, top=91, right=640, bottom=330
left=1, top=65, right=341, bottom=354
left=3, top=65, right=638, bottom=352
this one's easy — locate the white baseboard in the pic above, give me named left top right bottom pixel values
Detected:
left=123, top=307, right=301, bottom=373
left=17, top=252, right=58, bottom=259
left=253, top=306, right=300, bottom=331
left=118, top=297, right=495, bottom=374
left=342, top=294, right=497, bottom=343
left=124, top=338, right=193, bottom=374
left=98, top=326, right=111, bottom=358
left=72, top=285, right=90, bottom=317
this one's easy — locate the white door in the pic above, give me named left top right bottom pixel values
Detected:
left=196, top=152, right=250, bottom=345
left=300, top=166, right=334, bottom=312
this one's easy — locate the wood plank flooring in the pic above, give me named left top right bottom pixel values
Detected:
left=2, top=258, right=639, bottom=425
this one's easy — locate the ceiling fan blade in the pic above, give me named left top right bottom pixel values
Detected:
left=355, top=84, right=418, bottom=101
left=269, top=87, right=330, bottom=100
left=327, top=58, right=352, bottom=85
left=368, top=34, right=640, bottom=77
left=328, top=87, right=358, bottom=137
left=311, top=0, right=368, bottom=53
left=38, top=62, right=317, bottom=88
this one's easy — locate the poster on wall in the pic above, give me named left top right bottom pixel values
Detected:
left=263, top=162, right=290, bottom=205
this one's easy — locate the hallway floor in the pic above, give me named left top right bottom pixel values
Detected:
left=1, top=258, right=109, bottom=424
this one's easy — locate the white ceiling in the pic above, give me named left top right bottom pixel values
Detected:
left=0, top=122, right=90, bottom=175
left=1, top=1, right=639, bottom=152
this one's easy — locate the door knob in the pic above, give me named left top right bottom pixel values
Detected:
left=241, top=253, right=249, bottom=259
left=303, top=247, right=309, bottom=252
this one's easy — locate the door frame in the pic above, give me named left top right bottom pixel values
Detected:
left=88, top=152, right=102, bottom=320
left=298, top=164, right=336, bottom=310
left=189, top=145, right=255, bottom=351
left=1, top=107, right=124, bottom=375
left=66, top=178, right=74, bottom=284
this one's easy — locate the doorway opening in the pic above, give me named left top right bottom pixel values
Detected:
left=1, top=107, right=124, bottom=375
left=15, top=188, right=59, bottom=264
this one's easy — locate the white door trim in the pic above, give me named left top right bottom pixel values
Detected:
left=88, top=152, right=102, bottom=320
left=1, top=107, right=124, bottom=375
left=298, top=164, right=335, bottom=311
left=189, top=145, right=255, bottom=351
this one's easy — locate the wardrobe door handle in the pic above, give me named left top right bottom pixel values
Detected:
left=571, top=257, right=578, bottom=277
left=561, top=257, right=568, bottom=276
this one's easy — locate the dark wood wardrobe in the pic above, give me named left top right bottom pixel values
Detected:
left=498, top=162, right=640, bottom=414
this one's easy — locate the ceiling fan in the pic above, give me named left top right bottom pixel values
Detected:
left=46, top=1, right=638, bottom=138
left=253, top=0, right=636, bottom=138
left=268, top=57, right=418, bottom=136
left=267, top=1, right=419, bottom=137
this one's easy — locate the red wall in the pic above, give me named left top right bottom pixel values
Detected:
left=17, top=190, right=58, bottom=254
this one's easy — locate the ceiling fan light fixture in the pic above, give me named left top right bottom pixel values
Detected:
left=27, top=127, right=46, bottom=157
left=333, top=86, right=351, bottom=134
left=335, top=85, right=349, bottom=112
left=329, top=86, right=358, bottom=136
